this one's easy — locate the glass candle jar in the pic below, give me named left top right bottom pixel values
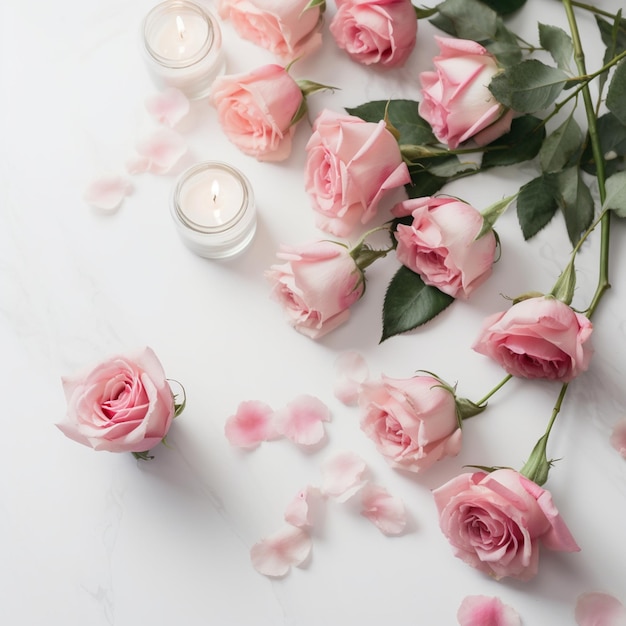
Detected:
left=171, top=162, right=257, bottom=259
left=142, top=0, right=225, bottom=100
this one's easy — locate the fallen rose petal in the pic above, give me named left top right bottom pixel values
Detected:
left=125, top=154, right=151, bottom=175
left=224, top=400, right=276, bottom=448
left=135, top=127, right=187, bottom=174
left=83, top=174, right=133, bottom=211
left=145, top=87, right=190, bottom=127
left=250, top=526, right=312, bottom=577
left=321, top=450, right=367, bottom=501
left=333, top=351, right=369, bottom=406
left=360, top=483, right=407, bottom=536
left=575, top=592, right=626, bottom=626
left=274, top=394, right=331, bottom=446
left=610, top=418, right=626, bottom=459
left=457, top=595, right=521, bottom=626
left=284, top=485, right=323, bottom=528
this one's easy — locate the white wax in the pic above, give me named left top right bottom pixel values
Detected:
left=150, top=10, right=208, bottom=62
left=178, top=167, right=246, bottom=228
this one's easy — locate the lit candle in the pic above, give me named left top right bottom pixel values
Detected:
left=171, top=162, right=257, bottom=259
left=143, top=0, right=225, bottom=100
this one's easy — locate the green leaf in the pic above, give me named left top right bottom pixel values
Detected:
left=345, top=99, right=436, bottom=145
left=430, top=0, right=499, bottom=41
left=539, top=113, right=582, bottom=173
left=607, top=59, right=626, bottom=126
left=516, top=174, right=559, bottom=239
left=381, top=266, right=454, bottom=341
left=414, top=6, right=438, bottom=18
left=489, top=60, right=568, bottom=113
left=538, top=23, right=574, bottom=71
left=581, top=111, right=626, bottom=176
left=484, top=24, right=523, bottom=67
left=477, top=0, right=526, bottom=14
left=556, top=167, right=595, bottom=246
left=602, top=170, right=626, bottom=217
left=595, top=14, right=626, bottom=57
left=406, top=164, right=449, bottom=197
left=481, top=115, right=545, bottom=168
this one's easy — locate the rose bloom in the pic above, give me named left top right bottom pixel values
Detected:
left=419, top=36, right=513, bottom=149
left=472, top=296, right=593, bottom=382
left=210, top=64, right=304, bottom=162
left=217, top=0, right=323, bottom=61
left=305, top=109, right=411, bottom=237
left=329, top=0, right=417, bottom=68
left=392, top=196, right=496, bottom=299
left=57, top=347, right=175, bottom=453
left=266, top=241, right=365, bottom=339
left=359, top=374, right=462, bottom=472
left=433, top=469, right=580, bottom=581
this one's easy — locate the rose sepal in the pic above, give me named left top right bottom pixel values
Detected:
left=519, top=433, right=554, bottom=486
left=455, top=396, right=487, bottom=426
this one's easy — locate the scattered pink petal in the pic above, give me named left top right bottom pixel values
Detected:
left=145, top=87, right=190, bottom=127
left=250, top=525, right=312, bottom=577
left=224, top=400, right=276, bottom=449
left=360, top=483, right=407, bottom=536
left=284, top=485, right=323, bottom=528
left=320, top=450, right=367, bottom=501
left=576, top=592, right=626, bottom=626
left=274, top=394, right=331, bottom=446
left=457, top=595, right=521, bottom=626
left=333, top=351, right=369, bottom=406
left=134, top=127, right=187, bottom=174
left=125, top=154, right=151, bottom=175
left=83, top=174, right=133, bottom=211
left=610, top=418, right=626, bottom=459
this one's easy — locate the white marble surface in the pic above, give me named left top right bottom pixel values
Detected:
left=1, top=1, right=625, bottom=624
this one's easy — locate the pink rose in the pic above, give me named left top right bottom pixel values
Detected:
left=434, top=469, right=580, bottom=581
left=57, top=347, right=175, bottom=454
left=218, top=0, right=323, bottom=61
left=472, top=296, right=593, bottom=382
left=266, top=240, right=365, bottom=338
left=419, top=36, right=513, bottom=149
left=359, top=374, right=462, bottom=472
left=392, top=196, right=496, bottom=298
left=304, top=109, right=411, bottom=237
left=329, top=0, right=417, bottom=68
left=210, top=64, right=304, bottom=162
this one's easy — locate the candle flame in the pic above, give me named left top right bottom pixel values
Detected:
left=176, top=15, right=186, bottom=39
left=211, top=180, right=220, bottom=203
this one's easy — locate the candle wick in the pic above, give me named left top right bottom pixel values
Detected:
left=176, top=15, right=185, bottom=39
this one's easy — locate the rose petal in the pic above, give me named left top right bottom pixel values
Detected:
left=320, top=450, right=367, bottom=501
left=224, top=400, right=276, bottom=449
left=250, top=526, right=312, bottom=577
left=145, top=87, right=190, bottom=127
left=610, top=418, right=626, bottom=459
left=284, top=485, right=323, bottom=528
left=274, top=394, right=331, bottom=446
left=134, top=127, right=187, bottom=174
left=83, top=174, right=133, bottom=211
left=125, top=154, right=151, bottom=175
left=457, top=595, right=521, bottom=626
left=333, top=351, right=369, bottom=406
left=360, top=483, right=407, bottom=536
left=575, top=592, right=626, bottom=626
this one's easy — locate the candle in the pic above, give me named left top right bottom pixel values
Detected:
left=143, top=0, right=225, bottom=100
left=171, top=162, right=257, bottom=259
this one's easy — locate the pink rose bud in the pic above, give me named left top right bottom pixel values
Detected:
left=472, top=296, right=593, bottom=382
left=434, top=469, right=580, bottom=581
left=392, top=196, right=497, bottom=299
left=266, top=240, right=365, bottom=339
left=419, top=36, right=514, bottom=149
left=57, top=347, right=176, bottom=454
left=330, top=0, right=417, bottom=68
left=210, top=64, right=305, bottom=162
left=304, top=109, right=411, bottom=237
left=218, top=0, right=323, bottom=61
left=359, top=374, right=462, bottom=472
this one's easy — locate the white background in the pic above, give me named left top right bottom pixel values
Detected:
left=1, top=0, right=625, bottom=624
